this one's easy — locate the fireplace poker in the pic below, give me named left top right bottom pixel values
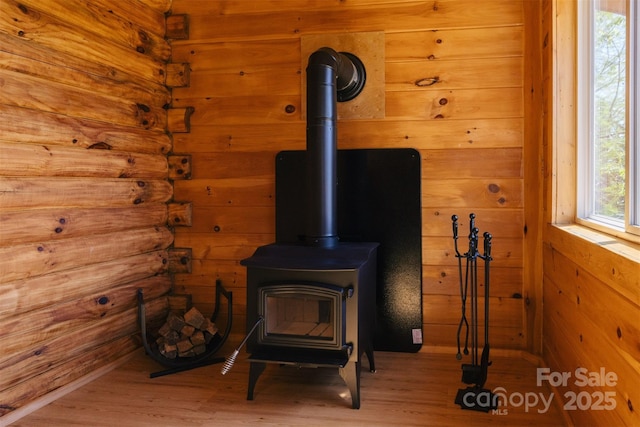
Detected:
left=478, top=231, right=492, bottom=388
left=221, top=316, right=264, bottom=375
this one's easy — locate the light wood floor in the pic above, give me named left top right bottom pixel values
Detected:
left=10, top=347, right=567, bottom=426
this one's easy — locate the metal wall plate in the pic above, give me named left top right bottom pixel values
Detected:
left=301, top=32, right=385, bottom=119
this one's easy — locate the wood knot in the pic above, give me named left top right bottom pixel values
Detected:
left=415, top=77, right=439, bottom=87
left=87, top=142, right=112, bottom=150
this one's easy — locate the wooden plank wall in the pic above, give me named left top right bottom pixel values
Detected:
left=169, top=0, right=528, bottom=350
left=540, top=0, right=640, bottom=425
left=0, top=0, right=174, bottom=418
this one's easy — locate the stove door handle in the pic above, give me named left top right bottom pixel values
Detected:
left=343, top=285, right=354, bottom=299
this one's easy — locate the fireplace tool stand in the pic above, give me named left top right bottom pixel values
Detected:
left=451, top=214, right=496, bottom=412
left=137, top=279, right=232, bottom=378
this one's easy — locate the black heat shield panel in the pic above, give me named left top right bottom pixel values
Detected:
left=275, top=148, right=422, bottom=352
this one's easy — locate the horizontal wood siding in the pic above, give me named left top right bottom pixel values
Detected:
left=0, top=0, right=172, bottom=418
left=169, top=0, right=527, bottom=350
left=543, top=227, right=640, bottom=426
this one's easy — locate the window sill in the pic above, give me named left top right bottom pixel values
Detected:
left=575, top=218, right=640, bottom=246
left=551, top=223, right=640, bottom=263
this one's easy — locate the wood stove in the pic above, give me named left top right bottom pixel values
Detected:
left=240, top=47, right=377, bottom=409
left=241, top=242, right=377, bottom=409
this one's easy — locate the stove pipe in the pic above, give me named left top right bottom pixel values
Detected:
left=305, top=47, right=366, bottom=248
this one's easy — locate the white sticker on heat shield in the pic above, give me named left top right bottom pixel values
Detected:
left=412, top=328, right=423, bottom=344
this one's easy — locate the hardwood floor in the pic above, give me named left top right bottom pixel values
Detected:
left=10, top=348, right=567, bottom=426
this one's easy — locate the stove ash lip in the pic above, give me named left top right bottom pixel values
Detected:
left=304, top=47, right=366, bottom=249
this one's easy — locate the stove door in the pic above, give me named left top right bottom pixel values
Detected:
left=258, top=283, right=349, bottom=351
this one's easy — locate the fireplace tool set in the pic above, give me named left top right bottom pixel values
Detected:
left=451, top=213, right=496, bottom=412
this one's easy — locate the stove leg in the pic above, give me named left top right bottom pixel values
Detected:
left=247, top=361, right=266, bottom=400
left=339, top=360, right=361, bottom=409
left=365, top=347, right=376, bottom=372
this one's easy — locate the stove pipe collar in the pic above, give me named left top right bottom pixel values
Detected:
left=308, top=48, right=366, bottom=102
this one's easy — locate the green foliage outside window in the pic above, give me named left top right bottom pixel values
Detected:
left=593, top=11, right=626, bottom=220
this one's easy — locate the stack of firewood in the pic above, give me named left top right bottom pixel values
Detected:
left=155, top=307, right=218, bottom=358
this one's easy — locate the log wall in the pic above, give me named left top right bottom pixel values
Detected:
left=0, top=0, right=174, bottom=418
left=169, top=0, right=529, bottom=350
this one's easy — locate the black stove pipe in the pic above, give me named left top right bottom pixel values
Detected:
left=304, top=47, right=365, bottom=248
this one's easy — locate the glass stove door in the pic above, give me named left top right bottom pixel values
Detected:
left=265, top=292, right=335, bottom=341
left=258, top=283, right=348, bottom=350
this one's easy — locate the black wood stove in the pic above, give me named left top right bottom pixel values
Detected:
left=241, top=242, right=377, bottom=409
left=240, top=47, right=377, bottom=409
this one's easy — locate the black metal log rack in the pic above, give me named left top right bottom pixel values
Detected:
left=137, top=279, right=232, bottom=378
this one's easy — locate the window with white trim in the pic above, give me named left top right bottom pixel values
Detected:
left=577, top=0, right=639, bottom=238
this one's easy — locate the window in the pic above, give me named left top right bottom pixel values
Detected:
left=577, top=0, right=639, bottom=238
